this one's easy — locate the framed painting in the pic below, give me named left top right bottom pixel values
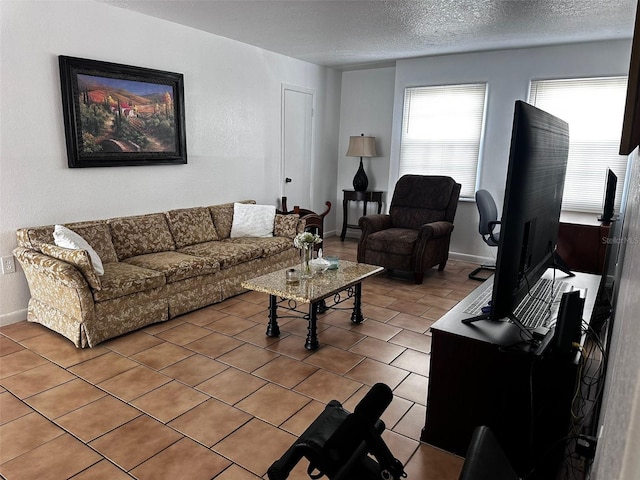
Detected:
left=59, top=56, right=187, bottom=167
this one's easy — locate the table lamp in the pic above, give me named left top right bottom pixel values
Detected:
left=346, top=134, right=377, bottom=191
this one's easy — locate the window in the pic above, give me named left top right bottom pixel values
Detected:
left=529, top=77, right=629, bottom=213
left=399, top=83, right=487, bottom=199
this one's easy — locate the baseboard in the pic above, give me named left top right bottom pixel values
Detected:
left=449, top=251, right=494, bottom=265
left=0, top=309, right=27, bottom=327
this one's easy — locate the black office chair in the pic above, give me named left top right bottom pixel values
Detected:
left=267, top=383, right=406, bottom=480
left=468, top=189, right=501, bottom=281
left=459, top=426, right=520, bottom=480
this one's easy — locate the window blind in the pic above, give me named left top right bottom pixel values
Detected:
left=529, top=77, right=629, bottom=213
left=400, top=83, right=487, bottom=199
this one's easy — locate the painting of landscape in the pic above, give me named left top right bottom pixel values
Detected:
left=59, top=56, right=187, bottom=167
left=77, top=74, right=177, bottom=154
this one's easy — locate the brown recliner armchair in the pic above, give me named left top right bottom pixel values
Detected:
left=357, top=175, right=461, bottom=284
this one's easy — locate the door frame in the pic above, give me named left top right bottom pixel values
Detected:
left=281, top=83, right=315, bottom=209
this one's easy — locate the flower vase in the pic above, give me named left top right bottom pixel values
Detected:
left=300, top=246, right=314, bottom=279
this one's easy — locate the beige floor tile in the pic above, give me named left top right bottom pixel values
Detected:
left=315, top=325, right=365, bottom=350
left=393, top=372, right=428, bottom=405
left=180, top=306, right=230, bottom=326
left=216, top=342, right=279, bottom=372
left=349, top=318, right=403, bottom=341
left=0, top=349, right=49, bottom=379
left=348, top=336, right=406, bottom=364
left=344, top=357, right=410, bottom=390
left=71, top=460, right=131, bottom=479
left=20, top=333, right=108, bottom=368
left=131, top=342, right=195, bottom=370
left=0, top=434, right=102, bottom=480
left=207, top=315, right=258, bottom=335
left=25, top=378, right=106, bottom=418
left=252, top=355, right=319, bottom=389
left=98, top=364, right=172, bottom=401
left=387, top=312, right=432, bottom=333
left=0, top=411, right=65, bottom=464
left=389, top=329, right=432, bottom=353
left=169, top=398, right=251, bottom=447
left=131, top=380, right=209, bottom=423
left=403, top=442, right=464, bottom=480
left=279, top=399, right=326, bottom=436
left=294, top=369, right=362, bottom=404
left=266, top=334, right=315, bottom=361
left=89, top=415, right=182, bottom=471
left=56, top=395, right=141, bottom=442
left=303, top=345, right=364, bottom=375
left=0, top=320, right=50, bottom=342
left=185, top=331, right=244, bottom=359
left=390, top=348, right=430, bottom=376
left=381, top=429, right=420, bottom=465
left=1, top=361, right=75, bottom=399
left=393, top=402, right=427, bottom=441
left=233, top=323, right=286, bottom=348
left=68, top=351, right=138, bottom=384
left=235, top=383, right=311, bottom=426
left=103, top=330, right=165, bottom=357
left=0, top=335, right=24, bottom=356
left=155, top=322, right=213, bottom=345
left=213, top=418, right=296, bottom=476
left=0, top=391, right=32, bottom=425
left=214, top=464, right=262, bottom=479
left=131, top=437, right=231, bottom=480
left=160, top=353, right=228, bottom=386
left=196, top=367, right=266, bottom=404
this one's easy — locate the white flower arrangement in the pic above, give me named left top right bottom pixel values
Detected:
left=293, top=231, right=322, bottom=249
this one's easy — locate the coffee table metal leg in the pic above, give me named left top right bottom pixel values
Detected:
left=266, top=294, right=280, bottom=337
left=350, top=282, right=365, bottom=324
left=305, top=302, right=320, bottom=350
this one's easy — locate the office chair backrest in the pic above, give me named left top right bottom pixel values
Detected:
left=475, top=189, right=499, bottom=245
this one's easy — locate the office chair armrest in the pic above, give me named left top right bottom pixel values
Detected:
left=488, top=220, right=501, bottom=244
left=417, top=221, right=454, bottom=240
left=359, top=214, right=392, bottom=235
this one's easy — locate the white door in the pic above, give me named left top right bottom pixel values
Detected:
left=282, top=85, right=313, bottom=209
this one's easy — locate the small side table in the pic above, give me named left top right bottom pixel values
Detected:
left=341, top=190, right=383, bottom=241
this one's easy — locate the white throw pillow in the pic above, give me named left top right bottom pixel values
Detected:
left=53, top=224, right=105, bottom=275
left=230, top=203, right=276, bottom=238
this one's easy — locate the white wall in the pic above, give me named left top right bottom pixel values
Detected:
left=0, top=0, right=341, bottom=323
left=338, top=67, right=396, bottom=237
left=337, top=40, right=632, bottom=260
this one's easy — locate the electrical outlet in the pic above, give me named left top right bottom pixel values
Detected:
left=2, top=256, right=16, bottom=274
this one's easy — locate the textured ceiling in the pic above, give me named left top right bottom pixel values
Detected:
left=98, top=0, right=637, bottom=70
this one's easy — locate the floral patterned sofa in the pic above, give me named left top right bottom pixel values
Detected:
left=13, top=201, right=303, bottom=348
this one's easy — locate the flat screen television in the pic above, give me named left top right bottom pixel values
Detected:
left=465, top=101, right=571, bottom=334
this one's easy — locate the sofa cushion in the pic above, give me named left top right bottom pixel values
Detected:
left=223, top=237, right=293, bottom=257
left=230, top=203, right=276, bottom=238
left=178, top=240, right=262, bottom=269
left=65, top=222, right=119, bottom=264
left=108, top=213, right=176, bottom=260
left=209, top=200, right=255, bottom=239
left=274, top=214, right=300, bottom=239
left=53, top=225, right=105, bottom=275
left=39, top=243, right=102, bottom=290
left=165, top=207, right=219, bottom=248
left=93, top=262, right=166, bottom=303
left=123, top=251, right=220, bottom=283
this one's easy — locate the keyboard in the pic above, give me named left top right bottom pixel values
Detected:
left=464, top=277, right=573, bottom=329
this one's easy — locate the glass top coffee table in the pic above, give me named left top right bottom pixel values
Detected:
left=241, top=260, right=383, bottom=350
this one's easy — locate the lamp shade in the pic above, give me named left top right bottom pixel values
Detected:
left=346, top=135, right=377, bottom=158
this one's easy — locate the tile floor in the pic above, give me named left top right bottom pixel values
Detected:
left=0, top=236, right=482, bottom=480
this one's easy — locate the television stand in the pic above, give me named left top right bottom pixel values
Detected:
left=422, top=269, right=600, bottom=478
